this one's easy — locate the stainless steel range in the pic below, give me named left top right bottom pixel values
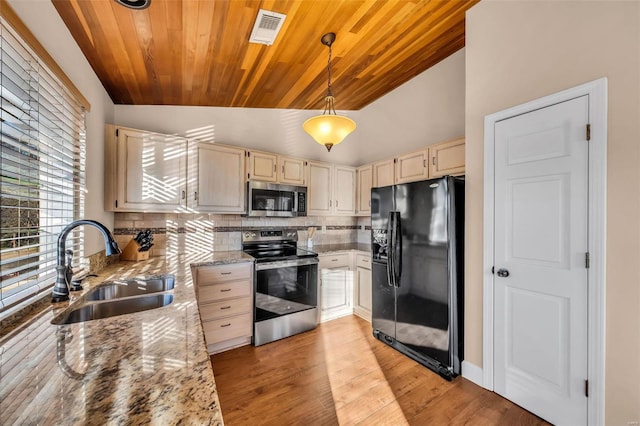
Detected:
left=242, top=228, right=319, bottom=346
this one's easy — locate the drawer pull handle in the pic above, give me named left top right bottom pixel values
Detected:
left=363, top=259, right=369, bottom=262
left=220, top=306, right=231, bottom=310
left=331, top=259, right=338, bottom=262
left=220, top=272, right=232, bottom=275
left=220, top=288, right=232, bottom=292
left=220, top=323, right=231, bottom=327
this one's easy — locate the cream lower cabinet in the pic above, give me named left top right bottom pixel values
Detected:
left=318, top=253, right=353, bottom=322
left=354, top=253, right=372, bottom=322
left=193, top=262, right=253, bottom=354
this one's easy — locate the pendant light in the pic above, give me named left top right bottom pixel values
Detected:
left=303, top=33, right=356, bottom=152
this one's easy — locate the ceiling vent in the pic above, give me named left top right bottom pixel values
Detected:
left=249, top=9, right=286, bottom=46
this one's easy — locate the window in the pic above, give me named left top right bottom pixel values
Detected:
left=0, top=18, right=86, bottom=314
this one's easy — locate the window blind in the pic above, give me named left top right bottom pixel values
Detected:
left=0, top=18, right=86, bottom=314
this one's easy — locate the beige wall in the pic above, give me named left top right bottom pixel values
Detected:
left=113, top=49, right=465, bottom=168
left=465, top=1, right=640, bottom=423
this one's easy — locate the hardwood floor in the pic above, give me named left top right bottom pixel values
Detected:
left=210, top=315, right=549, bottom=426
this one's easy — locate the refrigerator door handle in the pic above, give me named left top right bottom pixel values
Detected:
left=393, top=213, right=402, bottom=286
left=386, top=212, right=395, bottom=287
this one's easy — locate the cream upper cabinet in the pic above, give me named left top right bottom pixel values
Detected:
left=247, top=150, right=277, bottom=182
left=247, top=151, right=306, bottom=185
left=334, top=165, right=356, bottom=215
left=105, top=124, right=187, bottom=212
left=429, top=137, right=465, bottom=178
left=190, top=143, right=246, bottom=213
left=373, top=159, right=395, bottom=188
left=395, top=149, right=429, bottom=184
left=307, top=161, right=333, bottom=215
left=356, top=164, right=372, bottom=216
left=278, top=155, right=306, bottom=185
left=307, top=161, right=356, bottom=216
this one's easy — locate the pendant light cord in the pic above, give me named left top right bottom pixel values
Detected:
left=326, top=42, right=333, bottom=97
left=324, top=41, right=336, bottom=115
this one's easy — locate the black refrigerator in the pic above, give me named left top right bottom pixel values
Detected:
left=371, top=176, right=464, bottom=380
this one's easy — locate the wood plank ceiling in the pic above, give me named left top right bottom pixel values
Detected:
left=52, top=0, right=479, bottom=110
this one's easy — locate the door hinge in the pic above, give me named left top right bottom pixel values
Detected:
left=585, top=379, right=589, bottom=397
left=586, top=124, right=591, bottom=141
left=585, top=252, right=590, bottom=269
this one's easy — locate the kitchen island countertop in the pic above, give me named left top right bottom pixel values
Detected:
left=0, top=251, right=253, bottom=425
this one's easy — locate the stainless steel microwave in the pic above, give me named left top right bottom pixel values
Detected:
left=246, top=181, right=307, bottom=217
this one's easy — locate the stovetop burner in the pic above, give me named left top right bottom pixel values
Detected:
left=241, top=228, right=318, bottom=263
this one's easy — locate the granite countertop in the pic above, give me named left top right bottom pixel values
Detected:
left=310, top=242, right=371, bottom=255
left=0, top=251, right=253, bottom=425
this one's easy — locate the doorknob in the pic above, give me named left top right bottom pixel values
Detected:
left=496, top=268, right=510, bottom=278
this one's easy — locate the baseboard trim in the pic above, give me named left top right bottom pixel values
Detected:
left=461, top=360, right=484, bottom=387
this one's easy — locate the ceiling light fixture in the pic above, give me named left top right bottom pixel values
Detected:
left=303, top=32, right=356, bottom=152
left=114, top=0, right=151, bottom=10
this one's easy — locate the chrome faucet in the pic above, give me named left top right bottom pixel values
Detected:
left=52, top=220, right=121, bottom=303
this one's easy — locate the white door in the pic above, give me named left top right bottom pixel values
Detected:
left=494, top=96, right=589, bottom=425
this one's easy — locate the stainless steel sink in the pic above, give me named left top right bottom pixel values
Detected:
left=51, top=294, right=174, bottom=325
left=83, top=275, right=175, bottom=301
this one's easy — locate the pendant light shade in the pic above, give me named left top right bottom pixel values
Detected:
left=303, top=33, right=356, bottom=152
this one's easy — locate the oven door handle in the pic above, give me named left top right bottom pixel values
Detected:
left=255, top=258, right=319, bottom=270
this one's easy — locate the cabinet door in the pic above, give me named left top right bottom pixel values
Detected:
left=396, top=149, right=429, bottom=184
left=373, top=159, right=395, bottom=188
left=278, top=156, right=306, bottom=185
left=334, top=165, right=356, bottom=215
left=191, top=143, right=245, bottom=213
left=307, top=161, right=332, bottom=215
left=355, top=265, right=372, bottom=322
left=115, top=127, right=187, bottom=211
left=429, top=137, right=465, bottom=177
left=320, top=266, right=352, bottom=321
left=356, top=164, right=372, bottom=216
left=247, top=150, right=277, bottom=182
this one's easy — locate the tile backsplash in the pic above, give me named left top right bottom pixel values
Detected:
left=114, top=213, right=368, bottom=256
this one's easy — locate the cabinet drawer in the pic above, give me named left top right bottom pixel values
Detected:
left=319, top=253, right=351, bottom=269
left=196, top=263, right=252, bottom=284
left=200, top=298, right=251, bottom=321
left=356, top=254, right=371, bottom=270
left=198, top=281, right=251, bottom=303
left=202, top=313, right=252, bottom=344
